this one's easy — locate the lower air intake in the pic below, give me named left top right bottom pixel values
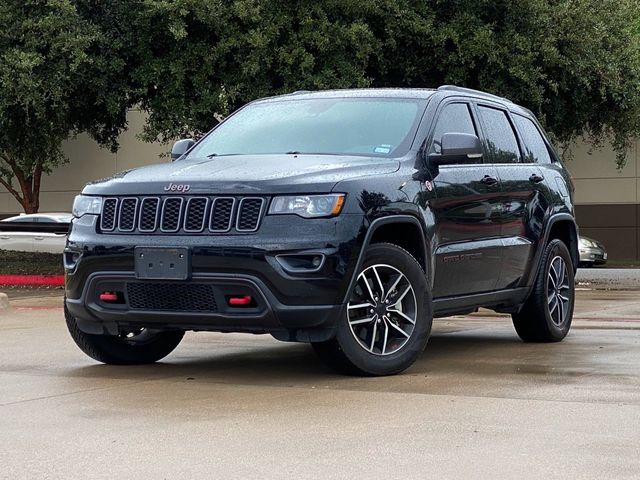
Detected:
left=126, top=283, right=218, bottom=312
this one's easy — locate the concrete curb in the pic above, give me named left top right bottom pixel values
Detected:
left=0, top=293, right=9, bottom=310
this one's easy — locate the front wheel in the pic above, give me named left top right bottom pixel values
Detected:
left=65, top=304, right=184, bottom=364
left=312, top=243, right=432, bottom=376
left=512, top=239, right=575, bottom=342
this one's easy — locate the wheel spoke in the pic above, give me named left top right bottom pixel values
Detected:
left=383, top=274, right=403, bottom=302
left=372, top=266, right=385, bottom=299
left=392, top=285, right=412, bottom=306
left=350, top=315, right=376, bottom=326
left=370, top=320, right=378, bottom=352
left=359, top=273, right=377, bottom=304
left=556, top=294, right=565, bottom=324
left=558, top=260, right=566, bottom=287
left=548, top=295, right=559, bottom=316
left=387, top=308, right=416, bottom=325
left=381, top=320, right=389, bottom=355
left=348, top=302, right=373, bottom=310
left=386, top=320, right=410, bottom=338
left=548, top=267, right=557, bottom=289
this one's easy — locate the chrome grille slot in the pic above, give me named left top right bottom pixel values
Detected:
left=101, top=198, right=118, bottom=231
left=139, top=198, right=159, bottom=232
left=99, top=195, right=265, bottom=234
left=184, top=197, right=208, bottom=232
left=161, top=197, right=183, bottom=232
left=209, top=197, right=235, bottom=232
left=118, top=198, right=138, bottom=232
left=236, top=198, right=264, bottom=232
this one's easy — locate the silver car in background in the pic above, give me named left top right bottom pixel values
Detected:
left=0, top=213, right=71, bottom=253
left=578, top=236, right=607, bottom=267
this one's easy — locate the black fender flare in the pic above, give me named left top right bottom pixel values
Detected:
left=525, top=212, right=579, bottom=294
left=341, top=215, right=432, bottom=304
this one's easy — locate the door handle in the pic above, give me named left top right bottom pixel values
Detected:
left=480, top=175, right=498, bottom=186
left=34, top=236, right=44, bottom=241
left=0, top=236, right=9, bottom=240
left=529, top=173, right=545, bottom=183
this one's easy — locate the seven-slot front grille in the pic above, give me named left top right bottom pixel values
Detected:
left=100, top=196, right=266, bottom=234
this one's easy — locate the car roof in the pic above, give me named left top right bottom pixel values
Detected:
left=257, top=88, right=437, bottom=103
left=255, top=85, right=534, bottom=117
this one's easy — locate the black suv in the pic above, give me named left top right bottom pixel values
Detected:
left=65, top=86, right=578, bottom=376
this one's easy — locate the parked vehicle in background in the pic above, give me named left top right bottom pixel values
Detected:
left=578, top=236, right=607, bottom=267
left=64, top=86, right=579, bottom=376
left=0, top=213, right=71, bottom=253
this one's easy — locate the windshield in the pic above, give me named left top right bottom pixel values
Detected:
left=187, top=97, right=425, bottom=159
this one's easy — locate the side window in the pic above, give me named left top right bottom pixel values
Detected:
left=513, top=115, right=552, bottom=163
left=429, top=103, right=477, bottom=155
left=477, top=106, right=521, bottom=164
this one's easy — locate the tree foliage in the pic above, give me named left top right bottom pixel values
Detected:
left=0, top=0, right=130, bottom=212
left=122, top=0, right=640, bottom=167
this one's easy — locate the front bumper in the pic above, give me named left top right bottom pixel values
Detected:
left=64, top=214, right=364, bottom=342
left=579, top=247, right=607, bottom=265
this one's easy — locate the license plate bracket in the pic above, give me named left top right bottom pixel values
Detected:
left=135, top=247, right=190, bottom=280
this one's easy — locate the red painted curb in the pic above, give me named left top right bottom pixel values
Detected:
left=0, top=275, right=64, bottom=286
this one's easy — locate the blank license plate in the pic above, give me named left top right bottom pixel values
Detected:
left=135, top=247, right=190, bottom=280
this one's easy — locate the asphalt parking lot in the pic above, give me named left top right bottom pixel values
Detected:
left=1, top=288, right=639, bottom=479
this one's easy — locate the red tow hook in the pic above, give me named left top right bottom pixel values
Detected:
left=228, top=295, right=253, bottom=307
left=99, top=291, right=119, bottom=303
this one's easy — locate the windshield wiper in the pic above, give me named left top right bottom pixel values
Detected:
left=206, top=153, right=218, bottom=158
left=286, top=151, right=302, bottom=155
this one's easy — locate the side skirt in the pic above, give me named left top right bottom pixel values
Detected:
left=433, top=287, right=529, bottom=318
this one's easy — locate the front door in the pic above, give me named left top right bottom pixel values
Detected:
left=428, top=101, right=504, bottom=298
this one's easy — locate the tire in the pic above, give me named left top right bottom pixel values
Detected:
left=512, top=239, right=575, bottom=342
left=65, top=304, right=184, bottom=365
left=312, top=243, right=432, bottom=376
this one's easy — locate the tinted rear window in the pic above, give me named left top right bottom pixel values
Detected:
left=477, top=106, right=521, bottom=164
left=513, top=115, right=552, bottom=163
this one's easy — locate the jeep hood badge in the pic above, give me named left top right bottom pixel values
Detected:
left=164, top=183, right=191, bottom=193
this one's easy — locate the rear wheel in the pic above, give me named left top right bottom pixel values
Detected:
left=65, top=304, right=184, bottom=364
left=312, top=243, right=432, bottom=376
left=512, top=239, right=575, bottom=342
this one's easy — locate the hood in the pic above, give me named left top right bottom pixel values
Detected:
left=82, top=154, right=399, bottom=196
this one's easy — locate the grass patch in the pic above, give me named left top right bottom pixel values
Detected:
left=599, top=260, right=640, bottom=268
left=0, top=251, right=63, bottom=275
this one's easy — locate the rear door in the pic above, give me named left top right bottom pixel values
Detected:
left=429, top=101, right=504, bottom=298
left=474, top=104, right=543, bottom=290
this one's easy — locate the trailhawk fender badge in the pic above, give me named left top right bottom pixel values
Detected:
left=164, top=183, right=191, bottom=193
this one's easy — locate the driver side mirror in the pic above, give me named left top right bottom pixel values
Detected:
left=171, top=138, right=195, bottom=161
left=428, top=133, right=483, bottom=166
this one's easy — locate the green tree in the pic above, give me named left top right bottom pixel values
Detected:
left=0, top=0, right=129, bottom=212
left=126, top=0, right=640, bottom=168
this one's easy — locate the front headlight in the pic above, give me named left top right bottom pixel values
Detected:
left=268, top=194, right=345, bottom=218
left=579, top=238, right=596, bottom=249
left=72, top=195, right=103, bottom=218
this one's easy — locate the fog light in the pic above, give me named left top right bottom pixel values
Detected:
left=275, top=254, right=325, bottom=273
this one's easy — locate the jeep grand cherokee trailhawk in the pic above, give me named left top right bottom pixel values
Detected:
left=64, top=86, right=578, bottom=376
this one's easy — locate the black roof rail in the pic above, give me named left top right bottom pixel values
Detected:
left=437, top=85, right=511, bottom=103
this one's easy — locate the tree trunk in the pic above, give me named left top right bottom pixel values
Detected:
left=0, top=156, right=42, bottom=213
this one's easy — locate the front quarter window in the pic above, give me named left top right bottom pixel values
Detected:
left=187, top=97, right=425, bottom=159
